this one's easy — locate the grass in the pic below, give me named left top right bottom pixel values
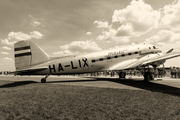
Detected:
left=0, top=81, right=180, bottom=120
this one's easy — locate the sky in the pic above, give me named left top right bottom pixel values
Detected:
left=0, top=0, right=180, bottom=71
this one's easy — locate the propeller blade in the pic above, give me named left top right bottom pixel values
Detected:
left=166, top=48, right=173, bottom=54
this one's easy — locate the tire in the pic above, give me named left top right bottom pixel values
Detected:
left=119, top=72, right=126, bottom=78
left=144, top=72, right=151, bottom=82
left=41, top=78, right=46, bottom=83
left=123, top=72, right=126, bottom=78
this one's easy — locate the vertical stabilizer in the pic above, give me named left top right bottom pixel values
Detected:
left=14, top=40, right=50, bottom=70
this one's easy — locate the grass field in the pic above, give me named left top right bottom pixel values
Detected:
left=0, top=80, right=180, bottom=120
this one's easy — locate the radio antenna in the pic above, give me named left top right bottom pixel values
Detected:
left=129, top=42, right=132, bottom=46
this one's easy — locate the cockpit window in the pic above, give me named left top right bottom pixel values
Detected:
left=153, top=46, right=156, bottom=49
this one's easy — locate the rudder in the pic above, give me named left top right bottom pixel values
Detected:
left=14, top=40, right=50, bottom=70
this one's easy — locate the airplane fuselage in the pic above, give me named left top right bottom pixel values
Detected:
left=24, top=44, right=161, bottom=75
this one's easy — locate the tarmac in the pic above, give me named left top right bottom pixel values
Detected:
left=1, top=75, right=180, bottom=96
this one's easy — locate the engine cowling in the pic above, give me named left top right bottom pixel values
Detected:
left=150, top=60, right=166, bottom=67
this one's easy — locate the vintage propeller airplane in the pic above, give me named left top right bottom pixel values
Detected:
left=13, top=40, right=180, bottom=83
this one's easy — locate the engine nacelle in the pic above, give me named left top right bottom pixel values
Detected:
left=150, top=60, right=166, bottom=67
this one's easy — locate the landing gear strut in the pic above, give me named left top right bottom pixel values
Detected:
left=41, top=75, right=49, bottom=83
left=143, top=72, right=154, bottom=82
left=142, top=66, right=154, bottom=82
left=118, top=70, right=126, bottom=78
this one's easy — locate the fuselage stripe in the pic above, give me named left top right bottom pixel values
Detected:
left=15, top=46, right=30, bottom=51
left=91, top=51, right=140, bottom=63
left=15, top=52, right=31, bottom=57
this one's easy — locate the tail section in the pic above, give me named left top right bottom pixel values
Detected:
left=14, top=40, right=50, bottom=70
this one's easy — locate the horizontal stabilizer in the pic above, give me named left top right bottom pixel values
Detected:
left=14, top=66, right=48, bottom=75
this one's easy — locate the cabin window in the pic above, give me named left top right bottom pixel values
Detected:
left=153, top=46, right=156, bottom=49
left=135, top=52, right=138, bottom=54
left=99, top=58, right=103, bottom=61
left=92, top=60, right=96, bottom=63
left=107, top=57, right=111, bottom=59
left=128, top=53, right=132, bottom=55
left=121, top=54, right=125, bottom=57
left=114, top=56, right=118, bottom=58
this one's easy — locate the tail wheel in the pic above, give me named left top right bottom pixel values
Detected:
left=41, top=78, right=46, bottom=83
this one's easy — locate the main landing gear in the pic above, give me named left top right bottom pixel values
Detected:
left=142, top=66, right=155, bottom=82
left=118, top=70, right=126, bottom=78
left=41, top=75, right=49, bottom=83
left=143, top=71, right=154, bottom=82
left=117, top=66, right=155, bottom=82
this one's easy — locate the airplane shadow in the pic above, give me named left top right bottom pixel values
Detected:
left=0, top=81, right=38, bottom=88
left=47, top=79, right=99, bottom=83
left=48, top=77, right=180, bottom=97
left=1, top=77, right=180, bottom=97
left=97, top=78, right=180, bottom=97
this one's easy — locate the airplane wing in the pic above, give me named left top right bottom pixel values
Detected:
left=141, top=51, right=180, bottom=65
left=104, top=51, right=180, bottom=71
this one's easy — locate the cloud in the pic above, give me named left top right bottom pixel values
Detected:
left=142, top=0, right=180, bottom=47
left=31, top=21, right=41, bottom=27
left=94, top=0, right=161, bottom=43
left=8, top=32, right=31, bottom=40
left=1, top=51, right=9, bottom=55
left=94, top=20, right=110, bottom=28
left=116, top=23, right=133, bottom=37
left=96, top=27, right=130, bottom=43
left=160, top=0, right=180, bottom=31
left=1, top=31, right=44, bottom=46
left=112, top=0, right=160, bottom=36
left=145, top=30, right=180, bottom=46
left=2, top=46, right=11, bottom=50
left=30, top=31, right=44, bottom=39
left=1, top=39, right=15, bottom=46
left=96, top=28, right=117, bottom=40
left=53, top=40, right=102, bottom=56
left=86, top=32, right=92, bottom=35
left=8, top=31, right=44, bottom=41
left=29, top=15, right=42, bottom=27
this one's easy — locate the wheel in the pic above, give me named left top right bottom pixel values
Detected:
left=122, top=72, right=126, bottom=78
left=144, top=72, right=152, bottom=82
left=41, top=78, right=46, bottom=83
left=118, top=72, right=126, bottom=78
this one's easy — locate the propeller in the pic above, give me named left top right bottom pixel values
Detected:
left=166, top=48, right=173, bottom=54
